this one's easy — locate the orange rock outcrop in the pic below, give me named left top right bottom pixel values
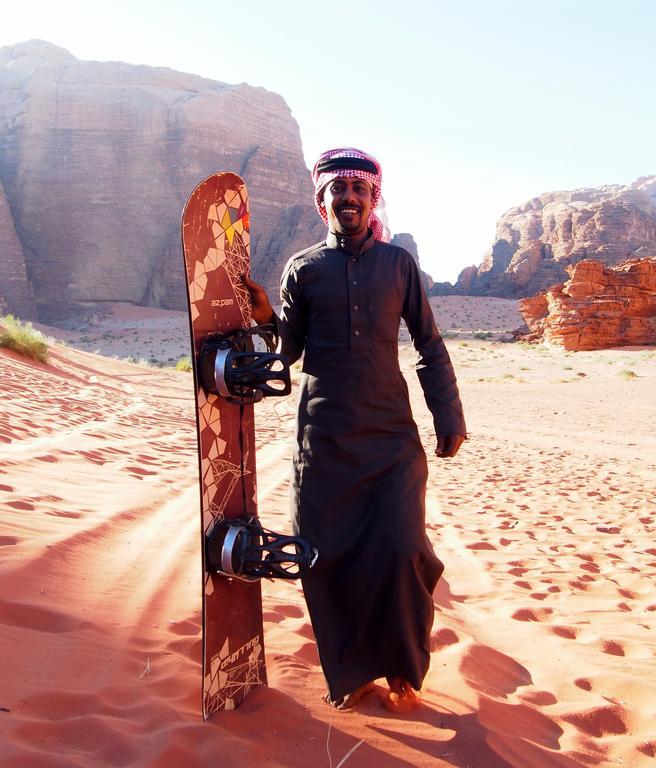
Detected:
left=453, top=176, right=656, bottom=299
left=519, top=258, right=656, bottom=350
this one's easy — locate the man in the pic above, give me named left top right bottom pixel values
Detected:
left=244, top=147, right=466, bottom=712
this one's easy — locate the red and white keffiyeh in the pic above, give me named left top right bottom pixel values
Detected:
left=312, top=147, right=391, bottom=242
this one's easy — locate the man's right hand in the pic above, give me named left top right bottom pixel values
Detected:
left=242, top=274, right=275, bottom=325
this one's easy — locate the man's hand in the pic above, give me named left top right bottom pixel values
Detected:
left=435, top=434, right=465, bottom=459
left=242, top=274, right=275, bottom=325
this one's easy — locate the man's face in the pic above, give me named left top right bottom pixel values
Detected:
left=322, top=176, right=372, bottom=238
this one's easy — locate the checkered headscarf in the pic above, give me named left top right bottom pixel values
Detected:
left=312, top=147, right=390, bottom=242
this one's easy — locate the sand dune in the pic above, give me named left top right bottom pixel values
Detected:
left=2, top=310, right=656, bottom=767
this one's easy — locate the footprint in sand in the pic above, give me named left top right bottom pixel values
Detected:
left=638, top=741, right=656, bottom=758
left=562, top=703, right=630, bottom=738
left=275, top=603, right=304, bottom=619
left=519, top=690, right=558, bottom=706
left=460, top=643, right=532, bottom=696
left=508, top=566, right=528, bottom=577
left=430, top=627, right=459, bottom=651
left=550, top=625, right=579, bottom=640
left=294, top=641, right=320, bottom=666
left=125, top=466, right=158, bottom=477
left=78, top=450, right=107, bottom=465
left=167, top=619, right=200, bottom=637
left=6, top=500, right=34, bottom=510
left=166, top=634, right=202, bottom=659
left=270, top=654, right=314, bottom=675
left=568, top=579, right=590, bottom=591
left=45, top=510, right=83, bottom=519
left=618, top=588, right=638, bottom=600
left=580, top=562, right=601, bottom=574
left=477, top=696, right=563, bottom=749
left=598, top=639, right=626, bottom=657
left=467, top=541, right=497, bottom=551
left=511, top=607, right=554, bottom=622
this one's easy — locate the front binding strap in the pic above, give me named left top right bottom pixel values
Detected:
left=205, top=517, right=318, bottom=581
left=199, top=325, right=291, bottom=405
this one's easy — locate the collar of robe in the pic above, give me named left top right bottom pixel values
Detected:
left=326, top=228, right=376, bottom=258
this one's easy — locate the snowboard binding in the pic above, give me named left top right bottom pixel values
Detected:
left=199, top=325, right=291, bottom=405
left=205, top=517, right=318, bottom=581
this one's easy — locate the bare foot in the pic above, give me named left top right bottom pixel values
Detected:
left=324, top=681, right=376, bottom=711
left=384, top=678, right=420, bottom=714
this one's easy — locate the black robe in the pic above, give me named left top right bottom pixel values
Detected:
left=275, top=230, right=466, bottom=700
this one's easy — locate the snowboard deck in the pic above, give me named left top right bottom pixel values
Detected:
left=181, top=172, right=266, bottom=719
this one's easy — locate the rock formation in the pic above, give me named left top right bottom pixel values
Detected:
left=0, top=40, right=325, bottom=320
left=390, top=232, right=433, bottom=291
left=448, top=177, right=656, bottom=298
left=0, top=175, right=35, bottom=318
left=519, top=258, right=656, bottom=350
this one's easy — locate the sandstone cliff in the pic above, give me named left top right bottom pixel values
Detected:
left=519, top=258, right=656, bottom=350
left=0, top=40, right=325, bottom=320
left=0, top=175, right=35, bottom=318
left=390, top=232, right=433, bottom=291
left=450, top=177, right=656, bottom=298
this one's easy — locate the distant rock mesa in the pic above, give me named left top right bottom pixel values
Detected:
left=449, top=177, right=656, bottom=298
left=0, top=40, right=325, bottom=320
left=390, top=232, right=433, bottom=291
left=519, top=258, right=656, bottom=350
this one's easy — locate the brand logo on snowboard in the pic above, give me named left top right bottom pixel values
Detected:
left=211, top=298, right=234, bottom=308
left=219, top=634, right=261, bottom=670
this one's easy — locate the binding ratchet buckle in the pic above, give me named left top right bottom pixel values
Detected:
left=205, top=518, right=318, bottom=581
left=199, top=325, right=291, bottom=404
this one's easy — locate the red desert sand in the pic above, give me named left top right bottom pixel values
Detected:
left=1, top=299, right=656, bottom=768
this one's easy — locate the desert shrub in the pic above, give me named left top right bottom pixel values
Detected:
left=0, top=315, right=49, bottom=362
left=175, top=356, right=193, bottom=372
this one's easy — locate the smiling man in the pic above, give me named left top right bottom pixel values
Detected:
left=244, top=147, right=466, bottom=712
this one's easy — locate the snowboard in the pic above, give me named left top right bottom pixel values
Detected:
left=181, top=172, right=266, bottom=719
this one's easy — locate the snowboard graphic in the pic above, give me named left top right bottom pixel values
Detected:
left=181, top=172, right=266, bottom=718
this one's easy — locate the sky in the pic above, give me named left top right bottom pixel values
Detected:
left=2, top=0, right=655, bottom=282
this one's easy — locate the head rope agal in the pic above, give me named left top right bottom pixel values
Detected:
left=199, top=324, right=317, bottom=580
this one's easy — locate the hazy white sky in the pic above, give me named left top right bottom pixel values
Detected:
left=2, top=0, right=655, bottom=281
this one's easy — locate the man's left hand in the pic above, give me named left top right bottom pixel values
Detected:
left=435, top=434, right=465, bottom=458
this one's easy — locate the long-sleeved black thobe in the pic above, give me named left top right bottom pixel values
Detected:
left=275, top=230, right=466, bottom=701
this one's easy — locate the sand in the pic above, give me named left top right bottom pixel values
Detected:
left=36, top=295, right=524, bottom=364
left=2, top=298, right=655, bottom=767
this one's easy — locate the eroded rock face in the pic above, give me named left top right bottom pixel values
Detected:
left=454, top=177, right=656, bottom=298
left=519, top=258, right=656, bottom=350
left=0, top=40, right=324, bottom=320
left=0, top=176, right=35, bottom=318
left=390, top=232, right=433, bottom=291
